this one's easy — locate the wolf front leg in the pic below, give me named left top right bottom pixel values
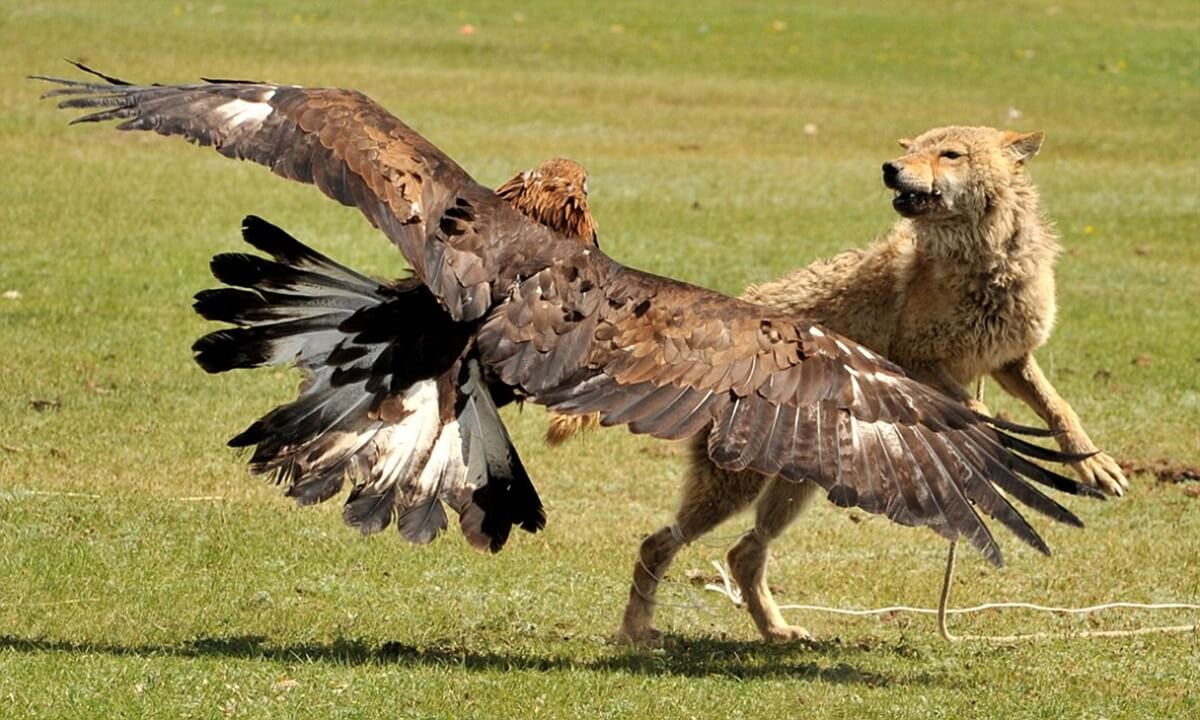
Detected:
left=991, top=353, right=1129, bottom=496
left=727, top=477, right=821, bottom=642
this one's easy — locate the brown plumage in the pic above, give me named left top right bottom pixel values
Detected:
left=499, top=158, right=604, bottom=447
left=37, top=66, right=1102, bottom=635
left=496, top=158, right=598, bottom=247
left=191, top=159, right=597, bottom=554
left=35, top=70, right=600, bottom=555
left=183, top=158, right=598, bottom=554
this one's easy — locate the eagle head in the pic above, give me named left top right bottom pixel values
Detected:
left=496, top=157, right=598, bottom=246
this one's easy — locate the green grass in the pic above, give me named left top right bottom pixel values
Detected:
left=2, top=1, right=1199, bottom=717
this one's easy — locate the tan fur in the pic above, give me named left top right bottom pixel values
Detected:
left=615, top=126, right=1128, bottom=644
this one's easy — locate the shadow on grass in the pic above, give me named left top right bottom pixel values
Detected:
left=0, top=633, right=936, bottom=685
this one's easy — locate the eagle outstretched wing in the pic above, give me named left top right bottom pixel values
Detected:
left=476, top=255, right=1102, bottom=566
left=34, top=63, right=555, bottom=322
left=38, top=65, right=1101, bottom=566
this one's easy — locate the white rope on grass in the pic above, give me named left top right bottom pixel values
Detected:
left=934, top=540, right=1199, bottom=643
left=927, top=379, right=1199, bottom=641
left=704, top=552, right=1200, bottom=642
left=700, top=548, right=1200, bottom=644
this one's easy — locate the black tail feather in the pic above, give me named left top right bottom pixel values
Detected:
left=456, top=360, right=546, bottom=552
left=65, top=60, right=134, bottom=86
left=196, top=216, right=545, bottom=552
left=994, top=430, right=1097, bottom=464
left=343, top=483, right=399, bottom=536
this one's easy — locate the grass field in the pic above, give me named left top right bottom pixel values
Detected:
left=2, top=1, right=1199, bottom=717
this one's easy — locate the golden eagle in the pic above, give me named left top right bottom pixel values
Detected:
left=36, top=64, right=1100, bottom=572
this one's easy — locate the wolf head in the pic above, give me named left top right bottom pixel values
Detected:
left=881, top=126, right=1043, bottom=223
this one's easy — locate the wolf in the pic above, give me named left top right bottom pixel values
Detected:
left=607, top=126, right=1129, bottom=643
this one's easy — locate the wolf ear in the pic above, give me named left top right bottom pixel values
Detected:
left=1003, top=131, right=1044, bottom=164
left=897, top=138, right=913, bottom=150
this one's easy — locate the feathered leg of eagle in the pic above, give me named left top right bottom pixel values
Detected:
left=545, top=411, right=602, bottom=446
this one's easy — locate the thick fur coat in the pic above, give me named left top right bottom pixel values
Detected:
left=613, top=126, right=1127, bottom=643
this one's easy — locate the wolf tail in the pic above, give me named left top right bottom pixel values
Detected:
left=192, top=215, right=544, bottom=552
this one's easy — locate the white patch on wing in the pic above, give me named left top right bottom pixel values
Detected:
left=214, top=98, right=273, bottom=129
left=407, top=418, right=464, bottom=504
left=433, top=420, right=482, bottom=510
left=848, top=373, right=865, bottom=406
left=303, top=424, right=382, bottom=471
left=809, top=326, right=825, bottom=338
left=847, top=414, right=862, bottom=459
left=432, top=421, right=469, bottom=484
left=436, top=419, right=494, bottom=552
left=855, top=367, right=904, bottom=389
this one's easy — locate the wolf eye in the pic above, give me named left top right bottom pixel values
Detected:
left=940, top=150, right=964, bottom=160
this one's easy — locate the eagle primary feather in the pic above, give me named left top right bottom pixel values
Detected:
left=38, top=64, right=1101, bottom=569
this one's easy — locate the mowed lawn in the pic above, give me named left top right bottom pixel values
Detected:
left=2, top=1, right=1198, bottom=717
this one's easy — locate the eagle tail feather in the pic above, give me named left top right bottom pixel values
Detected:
left=194, top=216, right=542, bottom=551
left=453, top=360, right=547, bottom=552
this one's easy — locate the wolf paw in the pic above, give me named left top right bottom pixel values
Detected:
left=761, top=625, right=814, bottom=643
left=1072, top=451, right=1129, bottom=497
left=612, top=625, right=663, bottom=646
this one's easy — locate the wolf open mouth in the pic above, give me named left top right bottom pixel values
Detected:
left=892, top=189, right=943, bottom=217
